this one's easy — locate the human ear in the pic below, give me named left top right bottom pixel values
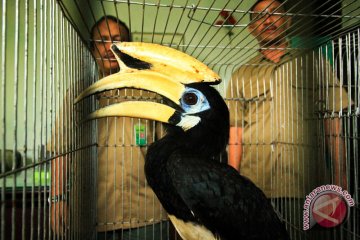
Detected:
left=248, top=22, right=255, bottom=34
left=285, top=16, right=292, bottom=29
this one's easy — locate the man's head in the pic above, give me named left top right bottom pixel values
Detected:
left=248, top=0, right=291, bottom=45
left=90, top=16, right=131, bottom=75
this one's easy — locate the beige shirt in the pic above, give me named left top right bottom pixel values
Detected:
left=49, top=88, right=168, bottom=232
left=226, top=51, right=350, bottom=198
left=96, top=89, right=168, bottom=231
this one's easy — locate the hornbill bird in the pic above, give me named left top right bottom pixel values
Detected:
left=76, top=42, right=290, bottom=240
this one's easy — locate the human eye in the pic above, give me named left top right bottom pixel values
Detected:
left=101, top=36, right=112, bottom=43
left=112, top=35, right=122, bottom=43
left=268, top=7, right=285, bottom=18
left=251, top=12, right=267, bottom=22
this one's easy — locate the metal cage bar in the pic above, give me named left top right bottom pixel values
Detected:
left=0, top=0, right=97, bottom=239
left=0, top=0, right=359, bottom=240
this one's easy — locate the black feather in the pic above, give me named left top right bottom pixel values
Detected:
left=144, top=83, right=290, bottom=240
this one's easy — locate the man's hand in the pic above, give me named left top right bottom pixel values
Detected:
left=51, top=156, right=69, bottom=235
left=228, top=126, right=243, bottom=171
left=51, top=200, right=69, bottom=236
left=324, top=118, right=347, bottom=189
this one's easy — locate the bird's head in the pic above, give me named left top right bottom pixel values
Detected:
left=76, top=42, right=229, bottom=153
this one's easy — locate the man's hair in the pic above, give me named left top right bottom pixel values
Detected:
left=89, top=15, right=131, bottom=50
left=249, top=0, right=286, bottom=21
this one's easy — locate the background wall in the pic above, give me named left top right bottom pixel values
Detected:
left=2, top=0, right=360, bottom=173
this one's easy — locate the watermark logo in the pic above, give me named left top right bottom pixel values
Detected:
left=303, top=185, right=354, bottom=230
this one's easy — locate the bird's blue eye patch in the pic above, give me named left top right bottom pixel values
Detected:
left=180, top=87, right=210, bottom=114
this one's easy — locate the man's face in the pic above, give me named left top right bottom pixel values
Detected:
left=91, top=19, right=124, bottom=74
left=249, top=0, right=290, bottom=44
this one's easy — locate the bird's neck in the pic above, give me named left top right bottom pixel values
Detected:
left=166, top=124, right=229, bottom=159
left=144, top=136, right=197, bottom=218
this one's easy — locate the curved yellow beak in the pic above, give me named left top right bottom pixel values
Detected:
left=74, top=70, right=185, bottom=105
left=76, top=42, right=221, bottom=125
left=112, top=42, right=221, bottom=84
left=83, top=101, right=180, bottom=125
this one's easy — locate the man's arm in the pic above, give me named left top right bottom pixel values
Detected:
left=228, top=126, right=243, bottom=172
left=50, top=155, right=69, bottom=235
left=324, top=117, right=347, bottom=189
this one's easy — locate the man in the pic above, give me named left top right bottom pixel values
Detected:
left=51, top=16, right=169, bottom=239
left=226, top=0, right=349, bottom=238
left=90, top=16, right=130, bottom=76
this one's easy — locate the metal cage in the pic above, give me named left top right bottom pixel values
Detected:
left=0, top=0, right=359, bottom=239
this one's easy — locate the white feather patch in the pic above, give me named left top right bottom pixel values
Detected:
left=176, top=115, right=201, bottom=131
left=168, top=215, right=217, bottom=240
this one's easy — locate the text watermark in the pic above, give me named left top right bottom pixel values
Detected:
left=303, top=185, right=354, bottom=230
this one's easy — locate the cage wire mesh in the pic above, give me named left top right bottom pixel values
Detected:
left=0, top=0, right=359, bottom=239
left=0, top=0, right=98, bottom=239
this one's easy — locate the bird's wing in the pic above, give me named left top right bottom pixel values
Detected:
left=166, top=153, right=289, bottom=240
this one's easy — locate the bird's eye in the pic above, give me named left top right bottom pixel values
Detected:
left=180, top=87, right=210, bottom=114
left=183, top=92, right=198, bottom=105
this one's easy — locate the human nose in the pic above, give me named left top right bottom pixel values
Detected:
left=264, top=14, right=273, bottom=24
left=104, top=40, right=112, bottom=51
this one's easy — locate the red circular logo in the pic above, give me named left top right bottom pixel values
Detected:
left=312, top=193, right=347, bottom=228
